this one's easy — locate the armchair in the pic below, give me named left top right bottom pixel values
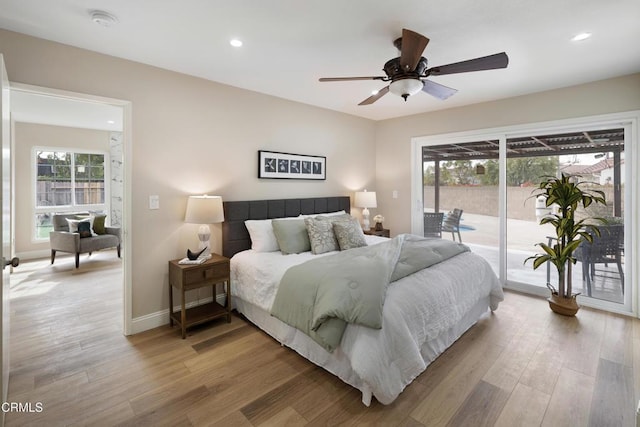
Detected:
left=50, top=213, right=121, bottom=268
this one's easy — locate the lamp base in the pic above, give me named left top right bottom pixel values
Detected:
left=197, top=224, right=212, bottom=259
left=362, top=207, right=370, bottom=230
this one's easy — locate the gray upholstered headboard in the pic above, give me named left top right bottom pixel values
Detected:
left=222, top=196, right=351, bottom=258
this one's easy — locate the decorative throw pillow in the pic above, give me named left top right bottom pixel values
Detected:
left=66, top=218, right=91, bottom=235
left=91, top=213, right=107, bottom=235
left=333, top=217, right=367, bottom=250
left=272, top=218, right=311, bottom=254
left=304, top=217, right=339, bottom=255
left=77, top=220, right=92, bottom=238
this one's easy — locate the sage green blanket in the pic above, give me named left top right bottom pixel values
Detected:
left=270, top=234, right=469, bottom=352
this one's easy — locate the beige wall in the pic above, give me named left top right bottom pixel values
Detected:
left=14, top=122, right=111, bottom=254
left=0, top=30, right=376, bottom=320
left=375, top=73, right=640, bottom=235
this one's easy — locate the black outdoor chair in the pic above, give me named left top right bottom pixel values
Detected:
left=442, top=208, right=463, bottom=242
left=575, top=224, right=624, bottom=297
left=423, top=212, right=444, bottom=238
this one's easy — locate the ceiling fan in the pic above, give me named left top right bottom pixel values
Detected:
left=319, top=29, right=509, bottom=105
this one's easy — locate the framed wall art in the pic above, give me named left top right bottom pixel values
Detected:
left=258, top=150, right=326, bottom=180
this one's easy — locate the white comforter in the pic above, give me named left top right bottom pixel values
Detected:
left=231, top=235, right=504, bottom=405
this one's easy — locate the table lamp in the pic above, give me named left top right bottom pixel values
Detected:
left=355, top=190, right=377, bottom=230
left=184, top=195, right=224, bottom=259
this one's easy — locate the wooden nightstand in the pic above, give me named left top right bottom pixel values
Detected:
left=168, top=254, right=231, bottom=338
left=364, top=228, right=390, bottom=238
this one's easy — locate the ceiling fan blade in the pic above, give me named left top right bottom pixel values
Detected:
left=399, top=29, right=430, bottom=71
left=422, top=80, right=458, bottom=100
left=319, top=76, right=385, bottom=82
left=358, top=86, right=390, bottom=105
left=428, top=52, right=509, bottom=76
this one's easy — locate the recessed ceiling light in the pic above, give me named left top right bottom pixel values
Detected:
left=571, top=32, right=591, bottom=42
left=90, top=10, right=118, bottom=27
left=107, top=120, right=115, bottom=124
left=230, top=39, right=243, bottom=47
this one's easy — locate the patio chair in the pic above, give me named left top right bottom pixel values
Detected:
left=575, top=224, right=624, bottom=297
left=442, top=208, right=463, bottom=242
left=423, top=212, right=444, bottom=238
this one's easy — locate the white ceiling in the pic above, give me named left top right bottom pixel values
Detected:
left=11, top=90, right=123, bottom=131
left=1, top=0, right=639, bottom=122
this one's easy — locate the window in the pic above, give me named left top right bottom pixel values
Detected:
left=33, top=149, right=108, bottom=240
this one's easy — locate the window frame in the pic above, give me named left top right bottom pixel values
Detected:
left=32, top=146, right=110, bottom=242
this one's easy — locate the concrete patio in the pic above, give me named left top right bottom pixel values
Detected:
left=439, top=212, right=625, bottom=304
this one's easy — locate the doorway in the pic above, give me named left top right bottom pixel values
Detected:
left=10, top=83, right=132, bottom=334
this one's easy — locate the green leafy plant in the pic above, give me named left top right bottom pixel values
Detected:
left=525, top=173, right=607, bottom=299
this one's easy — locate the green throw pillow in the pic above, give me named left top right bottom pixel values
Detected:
left=271, top=218, right=311, bottom=254
left=91, top=214, right=107, bottom=235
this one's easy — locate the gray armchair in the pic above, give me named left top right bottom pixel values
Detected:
left=50, top=213, right=121, bottom=268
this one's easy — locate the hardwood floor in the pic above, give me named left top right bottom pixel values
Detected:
left=6, top=252, right=639, bottom=426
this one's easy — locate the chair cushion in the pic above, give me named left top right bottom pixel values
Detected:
left=78, top=234, right=119, bottom=252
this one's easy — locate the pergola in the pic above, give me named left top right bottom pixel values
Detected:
left=422, top=128, right=625, bottom=216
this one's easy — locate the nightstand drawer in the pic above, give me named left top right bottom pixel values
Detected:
left=184, top=263, right=228, bottom=285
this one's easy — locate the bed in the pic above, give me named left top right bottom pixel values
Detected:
left=222, top=196, right=504, bottom=406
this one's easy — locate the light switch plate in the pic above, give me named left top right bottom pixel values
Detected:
left=149, top=195, right=160, bottom=210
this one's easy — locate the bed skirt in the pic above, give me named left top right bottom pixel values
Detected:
left=232, top=295, right=492, bottom=406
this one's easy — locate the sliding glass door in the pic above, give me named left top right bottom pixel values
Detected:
left=412, top=114, right=636, bottom=314
left=422, top=141, right=500, bottom=276
left=505, top=128, right=626, bottom=306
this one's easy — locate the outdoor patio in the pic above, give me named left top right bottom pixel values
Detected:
left=440, top=212, right=625, bottom=304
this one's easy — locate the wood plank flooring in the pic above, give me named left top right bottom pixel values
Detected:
left=5, top=252, right=639, bottom=426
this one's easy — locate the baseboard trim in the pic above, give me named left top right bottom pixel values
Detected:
left=15, top=249, right=51, bottom=261
left=130, top=293, right=227, bottom=335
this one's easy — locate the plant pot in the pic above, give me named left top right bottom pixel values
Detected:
left=547, top=292, right=579, bottom=316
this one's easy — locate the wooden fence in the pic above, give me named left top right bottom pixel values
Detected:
left=36, top=181, right=105, bottom=206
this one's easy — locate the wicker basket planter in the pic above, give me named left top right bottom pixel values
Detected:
left=547, top=293, right=579, bottom=317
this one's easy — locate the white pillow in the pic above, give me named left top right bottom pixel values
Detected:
left=299, top=210, right=346, bottom=219
left=245, top=219, right=279, bottom=252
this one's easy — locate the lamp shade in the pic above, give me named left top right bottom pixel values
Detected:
left=184, top=195, right=224, bottom=224
left=354, top=191, right=377, bottom=208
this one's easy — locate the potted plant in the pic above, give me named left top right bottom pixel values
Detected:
left=526, top=173, right=607, bottom=316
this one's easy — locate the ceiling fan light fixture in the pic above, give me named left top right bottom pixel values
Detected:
left=389, top=79, right=423, bottom=101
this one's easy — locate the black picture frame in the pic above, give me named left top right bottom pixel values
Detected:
left=258, top=150, right=326, bottom=180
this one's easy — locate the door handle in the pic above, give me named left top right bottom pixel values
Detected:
left=3, top=257, right=19, bottom=270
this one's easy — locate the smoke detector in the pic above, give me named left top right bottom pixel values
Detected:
left=90, top=10, right=118, bottom=27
